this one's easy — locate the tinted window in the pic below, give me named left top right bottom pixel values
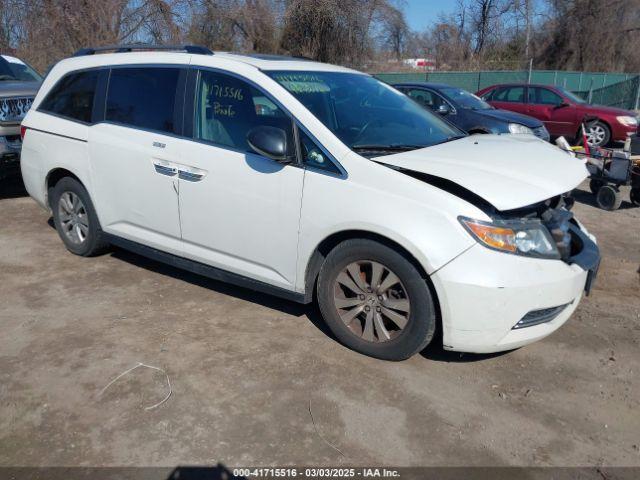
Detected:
left=530, top=87, right=563, bottom=106
left=40, top=70, right=99, bottom=123
left=440, top=87, right=492, bottom=110
left=195, top=70, right=294, bottom=155
left=0, top=55, right=41, bottom=82
left=299, top=128, right=339, bottom=174
left=493, top=86, right=525, bottom=103
left=106, top=67, right=180, bottom=133
left=406, top=88, right=444, bottom=111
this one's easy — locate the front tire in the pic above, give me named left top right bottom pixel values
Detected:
left=585, top=121, right=611, bottom=148
left=317, top=239, right=436, bottom=360
left=51, top=177, right=108, bottom=256
left=630, top=188, right=640, bottom=207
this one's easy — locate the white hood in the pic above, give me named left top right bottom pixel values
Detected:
left=378, top=134, right=588, bottom=211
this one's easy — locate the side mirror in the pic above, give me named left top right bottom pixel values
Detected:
left=247, top=126, right=290, bottom=163
left=437, top=104, right=451, bottom=115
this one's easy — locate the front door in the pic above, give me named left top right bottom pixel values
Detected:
left=89, top=66, right=186, bottom=254
left=177, top=69, right=304, bottom=290
left=526, top=87, right=577, bottom=137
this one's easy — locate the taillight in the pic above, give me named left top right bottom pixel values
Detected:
left=20, top=125, right=27, bottom=141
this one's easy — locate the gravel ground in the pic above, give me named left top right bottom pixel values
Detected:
left=0, top=177, right=638, bottom=469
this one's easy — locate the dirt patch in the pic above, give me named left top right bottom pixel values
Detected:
left=0, top=178, right=638, bottom=467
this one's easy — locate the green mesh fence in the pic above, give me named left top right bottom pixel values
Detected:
left=374, top=70, right=640, bottom=110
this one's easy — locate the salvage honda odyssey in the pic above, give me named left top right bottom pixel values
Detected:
left=20, top=45, right=600, bottom=360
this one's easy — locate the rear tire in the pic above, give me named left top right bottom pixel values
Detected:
left=596, top=185, right=622, bottom=211
left=51, top=177, right=109, bottom=256
left=317, top=239, right=436, bottom=361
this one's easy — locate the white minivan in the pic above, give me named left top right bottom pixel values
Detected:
left=20, top=45, right=600, bottom=360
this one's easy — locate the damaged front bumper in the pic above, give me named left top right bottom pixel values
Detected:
left=430, top=221, right=600, bottom=354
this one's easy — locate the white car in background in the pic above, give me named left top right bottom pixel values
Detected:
left=20, top=45, right=600, bottom=360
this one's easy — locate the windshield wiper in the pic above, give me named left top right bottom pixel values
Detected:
left=431, top=134, right=467, bottom=146
left=351, top=144, right=427, bottom=153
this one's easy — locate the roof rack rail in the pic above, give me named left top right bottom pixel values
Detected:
left=72, top=44, right=213, bottom=57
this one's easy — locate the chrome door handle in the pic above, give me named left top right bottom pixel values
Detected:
left=178, top=166, right=207, bottom=182
left=153, top=160, right=178, bottom=176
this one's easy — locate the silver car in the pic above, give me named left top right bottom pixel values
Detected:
left=0, top=54, right=41, bottom=180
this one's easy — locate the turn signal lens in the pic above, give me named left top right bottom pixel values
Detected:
left=459, top=217, right=561, bottom=259
left=20, top=125, right=27, bottom=140
left=461, top=219, right=517, bottom=252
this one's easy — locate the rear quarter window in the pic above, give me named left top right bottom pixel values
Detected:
left=39, top=70, right=99, bottom=123
left=105, top=67, right=180, bottom=134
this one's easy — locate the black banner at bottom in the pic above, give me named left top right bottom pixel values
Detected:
left=0, top=467, right=639, bottom=480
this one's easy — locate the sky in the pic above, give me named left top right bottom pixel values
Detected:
left=404, top=0, right=460, bottom=32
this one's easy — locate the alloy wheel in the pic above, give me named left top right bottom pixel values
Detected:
left=586, top=124, right=606, bottom=146
left=332, top=260, right=410, bottom=343
left=58, top=191, right=89, bottom=244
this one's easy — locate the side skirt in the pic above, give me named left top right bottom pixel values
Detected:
left=104, top=233, right=308, bottom=304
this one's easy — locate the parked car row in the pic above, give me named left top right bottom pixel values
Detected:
left=477, top=83, right=639, bottom=147
left=18, top=45, right=601, bottom=361
left=393, top=82, right=551, bottom=141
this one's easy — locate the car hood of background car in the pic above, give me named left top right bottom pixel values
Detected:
left=0, top=80, right=40, bottom=97
left=581, top=103, right=636, bottom=117
left=376, top=134, right=588, bottom=211
left=473, top=108, right=543, bottom=128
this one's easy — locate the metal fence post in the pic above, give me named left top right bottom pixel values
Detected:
left=578, top=72, right=583, bottom=91
left=634, top=76, right=640, bottom=110
left=553, top=70, right=558, bottom=85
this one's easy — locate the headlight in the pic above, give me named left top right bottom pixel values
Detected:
left=616, top=116, right=638, bottom=127
left=508, top=123, right=534, bottom=135
left=459, top=217, right=560, bottom=259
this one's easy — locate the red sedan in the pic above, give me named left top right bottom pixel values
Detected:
left=477, top=83, right=639, bottom=147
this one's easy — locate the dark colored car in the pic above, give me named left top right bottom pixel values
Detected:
left=394, top=82, right=550, bottom=142
left=0, top=54, right=41, bottom=180
left=476, top=83, right=639, bottom=147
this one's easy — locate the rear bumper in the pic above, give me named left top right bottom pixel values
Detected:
left=431, top=223, right=599, bottom=353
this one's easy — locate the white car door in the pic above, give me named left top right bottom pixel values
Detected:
left=89, top=65, right=187, bottom=254
left=176, top=69, right=304, bottom=290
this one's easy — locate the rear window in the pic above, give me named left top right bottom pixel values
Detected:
left=106, top=67, right=180, bottom=134
left=39, top=70, right=99, bottom=123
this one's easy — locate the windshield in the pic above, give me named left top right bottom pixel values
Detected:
left=440, top=87, right=492, bottom=110
left=557, top=86, right=587, bottom=104
left=0, top=55, right=42, bottom=82
left=267, top=71, right=464, bottom=156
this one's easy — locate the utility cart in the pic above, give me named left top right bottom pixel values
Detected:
left=577, top=147, right=640, bottom=210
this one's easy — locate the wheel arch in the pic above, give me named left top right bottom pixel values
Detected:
left=45, top=168, right=83, bottom=209
left=578, top=117, right=612, bottom=145
left=303, top=229, right=439, bottom=307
